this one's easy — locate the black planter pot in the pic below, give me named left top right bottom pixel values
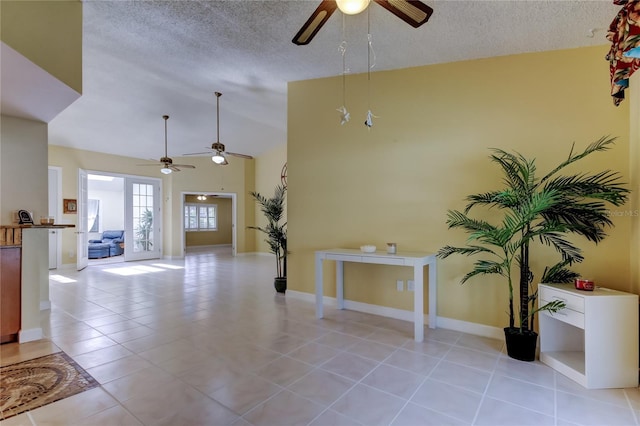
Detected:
left=504, top=327, right=538, bottom=362
left=274, top=277, right=287, bottom=294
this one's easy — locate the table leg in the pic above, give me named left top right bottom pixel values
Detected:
left=336, top=260, right=344, bottom=310
left=315, top=253, right=323, bottom=319
left=428, top=259, right=437, bottom=329
left=414, top=264, right=424, bottom=342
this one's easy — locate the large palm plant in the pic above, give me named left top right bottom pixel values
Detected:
left=438, top=137, right=629, bottom=334
left=249, top=184, right=287, bottom=279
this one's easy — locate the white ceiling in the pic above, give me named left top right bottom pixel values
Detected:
left=44, top=0, right=620, bottom=162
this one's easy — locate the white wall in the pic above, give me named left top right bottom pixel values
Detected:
left=87, top=184, right=124, bottom=240
left=99, top=188, right=124, bottom=231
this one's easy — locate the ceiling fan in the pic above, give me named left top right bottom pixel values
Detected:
left=292, top=0, right=434, bottom=45
left=137, top=115, right=196, bottom=174
left=184, top=92, right=254, bottom=166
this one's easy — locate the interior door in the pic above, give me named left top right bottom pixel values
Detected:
left=124, top=177, right=161, bottom=261
left=76, top=169, right=89, bottom=270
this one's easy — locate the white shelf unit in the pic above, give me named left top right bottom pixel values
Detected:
left=539, top=283, right=638, bottom=389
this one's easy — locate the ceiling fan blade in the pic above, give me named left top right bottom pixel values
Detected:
left=226, top=152, right=254, bottom=160
left=173, top=164, right=196, bottom=169
left=183, top=151, right=212, bottom=156
left=213, top=157, right=229, bottom=166
left=292, top=0, right=337, bottom=45
left=169, top=165, right=181, bottom=172
left=373, top=0, right=433, bottom=28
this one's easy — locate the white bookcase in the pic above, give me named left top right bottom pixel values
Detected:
left=539, top=283, right=638, bottom=389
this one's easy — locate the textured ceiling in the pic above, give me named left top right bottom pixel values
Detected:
left=47, top=0, right=620, bottom=162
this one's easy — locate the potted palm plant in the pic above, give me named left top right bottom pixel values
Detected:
left=437, top=137, right=629, bottom=361
left=249, top=184, right=287, bottom=293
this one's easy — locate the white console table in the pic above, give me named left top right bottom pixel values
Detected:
left=539, top=283, right=638, bottom=389
left=315, top=248, right=437, bottom=342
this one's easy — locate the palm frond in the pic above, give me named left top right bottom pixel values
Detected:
left=538, top=232, right=584, bottom=264
left=541, top=260, right=580, bottom=283
left=465, top=191, right=513, bottom=212
left=540, top=203, right=612, bottom=243
left=539, top=136, right=617, bottom=185
left=437, top=244, right=497, bottom=259
left=544, top=170, right=629, bottom=206
left=490, top=149, right=531, bottom=193
left=445, top=210, right=495, bottom=233
left=460, top=260, right=507, bottom=284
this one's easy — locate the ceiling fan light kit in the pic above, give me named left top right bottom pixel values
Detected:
left=136, top=115, right=196, bottom=174
left=292, top=0, right=433, bottom=45
left=336, top=0, right=370, bottom=15
left=212, top=153, right=226, bottom=164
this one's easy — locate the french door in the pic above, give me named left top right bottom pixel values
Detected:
left=124, top=177, right=161, bottom=261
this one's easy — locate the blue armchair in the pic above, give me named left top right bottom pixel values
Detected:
left=89, top=230, right=125, bottom=257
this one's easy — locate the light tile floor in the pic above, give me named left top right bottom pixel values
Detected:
left=1, top=248, right=639, bottom=425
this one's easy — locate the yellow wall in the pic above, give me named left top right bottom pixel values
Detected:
left=0, top=0, right=82, bottom=93
left=166, top=155, right=253, bottom=257
left=0, top=116, right=48, bottom=224
left=288, top=46, right=634, bottom=329
left=48, top=146, right=254, bottom=263
left=631, top=76, right=640, bottom=296
left=251, top=143, right=287, bottom=253
left=184, top=195, right=232, bottom=246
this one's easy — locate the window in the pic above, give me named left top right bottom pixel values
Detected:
left=133, top=183, right=154, bottom=252
left=184, top=204, right=217, bottom=231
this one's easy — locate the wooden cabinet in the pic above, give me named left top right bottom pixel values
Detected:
left=539, top=283, right=638, bottom=389
left=0, top=247, right=21, bottom=344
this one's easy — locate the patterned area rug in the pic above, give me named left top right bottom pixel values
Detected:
left=0, top=351, right=99, bottom=419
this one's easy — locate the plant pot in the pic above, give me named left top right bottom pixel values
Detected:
left=504, top=327, right=538, bottom=362
left=274, top=277, right=287, bottom=294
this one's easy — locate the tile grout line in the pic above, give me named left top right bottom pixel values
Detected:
left=468, top=340, right=505, bottom=425
left=624, top=387, right=639, bottom=426
left=302, top=333, right=405, bottom=425
left=386, top=331, right=465, bottom=426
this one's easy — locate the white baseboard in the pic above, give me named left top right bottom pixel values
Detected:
left=19, top=327, right=43, bottom=343
left=55, top=263, right=78, bottom=271
left=437, top=316, right=504, bottom=340
left=40, top=300, right=51, bottom=311
left=286, top=290, right=504, bottom=341
left=185, top=244, right=231, bottom=251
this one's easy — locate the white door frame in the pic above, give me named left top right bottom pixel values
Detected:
left=48, top=166, right=62, bottom=269
left=79, top=170, right=163, bottom=263
left=77, top=169, right=89, bottom=271
left=180, top=191, right=237, bottom=257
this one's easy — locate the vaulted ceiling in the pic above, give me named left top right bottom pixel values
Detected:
left=47, top=1, right=620, bottom=162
